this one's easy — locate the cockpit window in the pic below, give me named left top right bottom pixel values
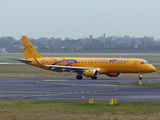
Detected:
left=141, top=62, right=149, bottom=64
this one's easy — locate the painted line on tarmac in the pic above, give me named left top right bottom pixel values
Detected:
left=0, top=89, right=119, bottom=98
left=43, top=79, right=68, bottom=81
left=0, top=89, right=118, bottom=95
left=0, top=91, right=59, bottom=94
left=22, top=89, right=119, bottom=98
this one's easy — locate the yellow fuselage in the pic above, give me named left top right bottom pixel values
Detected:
left=27, top=57, right=156, bottom=74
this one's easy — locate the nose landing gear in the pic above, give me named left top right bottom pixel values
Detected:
left=138, top=73, right=143, bottom=80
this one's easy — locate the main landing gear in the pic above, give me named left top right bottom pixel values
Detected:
left=76, top=74, right=83, bottom=80
left=91, top=77, right=97, bottom=79
left=76, top=75, right=98, bottom=80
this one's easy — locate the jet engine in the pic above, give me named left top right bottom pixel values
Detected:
left=106, top=73, right=121, bottom=77
left=83, top=69, right=99, bottom=77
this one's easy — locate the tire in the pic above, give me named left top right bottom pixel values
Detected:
left=76, top=75, right=83, bottom=80
left=91, top=77, right=97, bottom=80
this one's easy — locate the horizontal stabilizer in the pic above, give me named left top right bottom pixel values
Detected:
left=0, top=62, right=24, bottom=64
left=8, top=58, right=33, bottom=63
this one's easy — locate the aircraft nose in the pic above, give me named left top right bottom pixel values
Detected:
left=150, top=65, right=156, bottom=72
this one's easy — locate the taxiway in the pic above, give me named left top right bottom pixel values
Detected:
left=0, top=77, right=159, bottom=101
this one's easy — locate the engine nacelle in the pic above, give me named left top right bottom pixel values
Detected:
left=106, top=73, right=121, bottom=77
left=83, top=69, right=99, bottom=77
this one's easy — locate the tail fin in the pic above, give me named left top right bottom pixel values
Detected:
left=22, top=36, right=44, bottom=59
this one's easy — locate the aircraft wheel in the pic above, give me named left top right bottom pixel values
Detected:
left=138, top=77, right=142, bottom=80
left=91, top=77, right=97, bottom=79
left=76, top=75, right=83, bottom=80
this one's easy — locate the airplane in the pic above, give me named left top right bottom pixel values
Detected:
left=10, top=36, right=156, bottom=80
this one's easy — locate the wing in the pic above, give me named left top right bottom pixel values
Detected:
left=45, top=65, right=100, bottom=72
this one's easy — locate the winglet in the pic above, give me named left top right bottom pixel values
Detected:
left=22, top=36, right=44, bottom=59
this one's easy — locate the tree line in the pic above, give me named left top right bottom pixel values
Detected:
left=0, top=35, right=160, bottom=53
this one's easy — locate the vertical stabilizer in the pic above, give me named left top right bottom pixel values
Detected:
left=22, top=36, right=44, bottom=59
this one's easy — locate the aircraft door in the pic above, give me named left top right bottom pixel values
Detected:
left=90, top=61, right=93, bottom=66
left=42, top=60, right=45, bottom=64
left=133, top=61, right=137, bottom=69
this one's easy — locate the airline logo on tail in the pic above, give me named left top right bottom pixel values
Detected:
left=24, top=46, right=33, bottom=52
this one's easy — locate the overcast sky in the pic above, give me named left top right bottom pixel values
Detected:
left=0, top=0, right=160, bottom=40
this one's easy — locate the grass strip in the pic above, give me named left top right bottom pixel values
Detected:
left=0, top=100, right=160, bottom=120
left=101, top=83, right=160, bottom=87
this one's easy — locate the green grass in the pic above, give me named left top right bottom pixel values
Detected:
left=0, top=100, right=160, bottom=120
left=101, top=83, right=160, bottom=87
left=0, top=64, right=75, bottom=77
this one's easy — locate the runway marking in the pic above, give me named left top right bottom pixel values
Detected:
left=100, top=90, right=105, bottom=92
left=86, top=91, right=92, bottom=93
left=0, top=89, right=118, bottom=95
left=0, top=89, right=120, bottom=99
left=38, top=95, right=43, bottom=96
left=0, top=91, right=57, bottom=94
left=74, top=92, right=79, bottom=94
left=21, top=89, right=160, bottom=99
left=80, top=92, right=85, bottom=93
left=43, top=80, right=68, bottom=81
left=31, top=95, right=36, bottom=97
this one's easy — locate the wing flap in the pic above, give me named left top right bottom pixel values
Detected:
left=45, top=65, right=99, bottom=72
